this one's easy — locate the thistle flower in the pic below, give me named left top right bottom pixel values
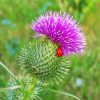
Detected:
left=31, top=11, right=86, bottom=56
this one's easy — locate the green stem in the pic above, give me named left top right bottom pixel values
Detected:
left=23, top=77, right=38, bottom=100
left=0, top=61, right=19, bottom=82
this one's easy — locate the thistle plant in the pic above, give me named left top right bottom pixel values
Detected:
left=0, top=11, right=86, bottom=100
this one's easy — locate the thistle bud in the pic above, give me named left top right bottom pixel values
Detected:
left=19, top=40, right=69, bottom=84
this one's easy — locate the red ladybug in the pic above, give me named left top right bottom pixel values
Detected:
left=56, top=46, right=63, bottom=57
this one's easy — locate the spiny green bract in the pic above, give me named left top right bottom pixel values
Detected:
left=6, top=76, right=42, bottom=100
left=19, top=39, right=69, bottom=84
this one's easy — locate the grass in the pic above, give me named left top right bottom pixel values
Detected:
left=0, top=0, right=100, bottom=100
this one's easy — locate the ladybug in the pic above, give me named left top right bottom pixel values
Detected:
left=56, top=46, right=63, bottom=57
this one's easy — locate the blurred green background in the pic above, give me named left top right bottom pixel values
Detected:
left=0, top=0, right=100, bottom=100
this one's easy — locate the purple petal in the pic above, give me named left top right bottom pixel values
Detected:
left=31, top=11, right=86, bottom=56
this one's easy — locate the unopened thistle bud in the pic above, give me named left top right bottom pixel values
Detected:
left=19, top=40, right=69, bottom=84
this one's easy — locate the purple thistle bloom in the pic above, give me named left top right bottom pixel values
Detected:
left=31, top=11, right=86, bottom=56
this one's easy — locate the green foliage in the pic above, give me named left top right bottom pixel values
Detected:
left=57, top=0, right=97, bottom=22
left=5, top=76, right=43, bottom=100
left=0, top=0, right=100, bottom=100
left=19, top=39, right=69, bottom=84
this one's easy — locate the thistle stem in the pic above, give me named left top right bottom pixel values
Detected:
left=0, top=61, right=19, bottom=82
left=23, top=77, right=38, bottom=100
